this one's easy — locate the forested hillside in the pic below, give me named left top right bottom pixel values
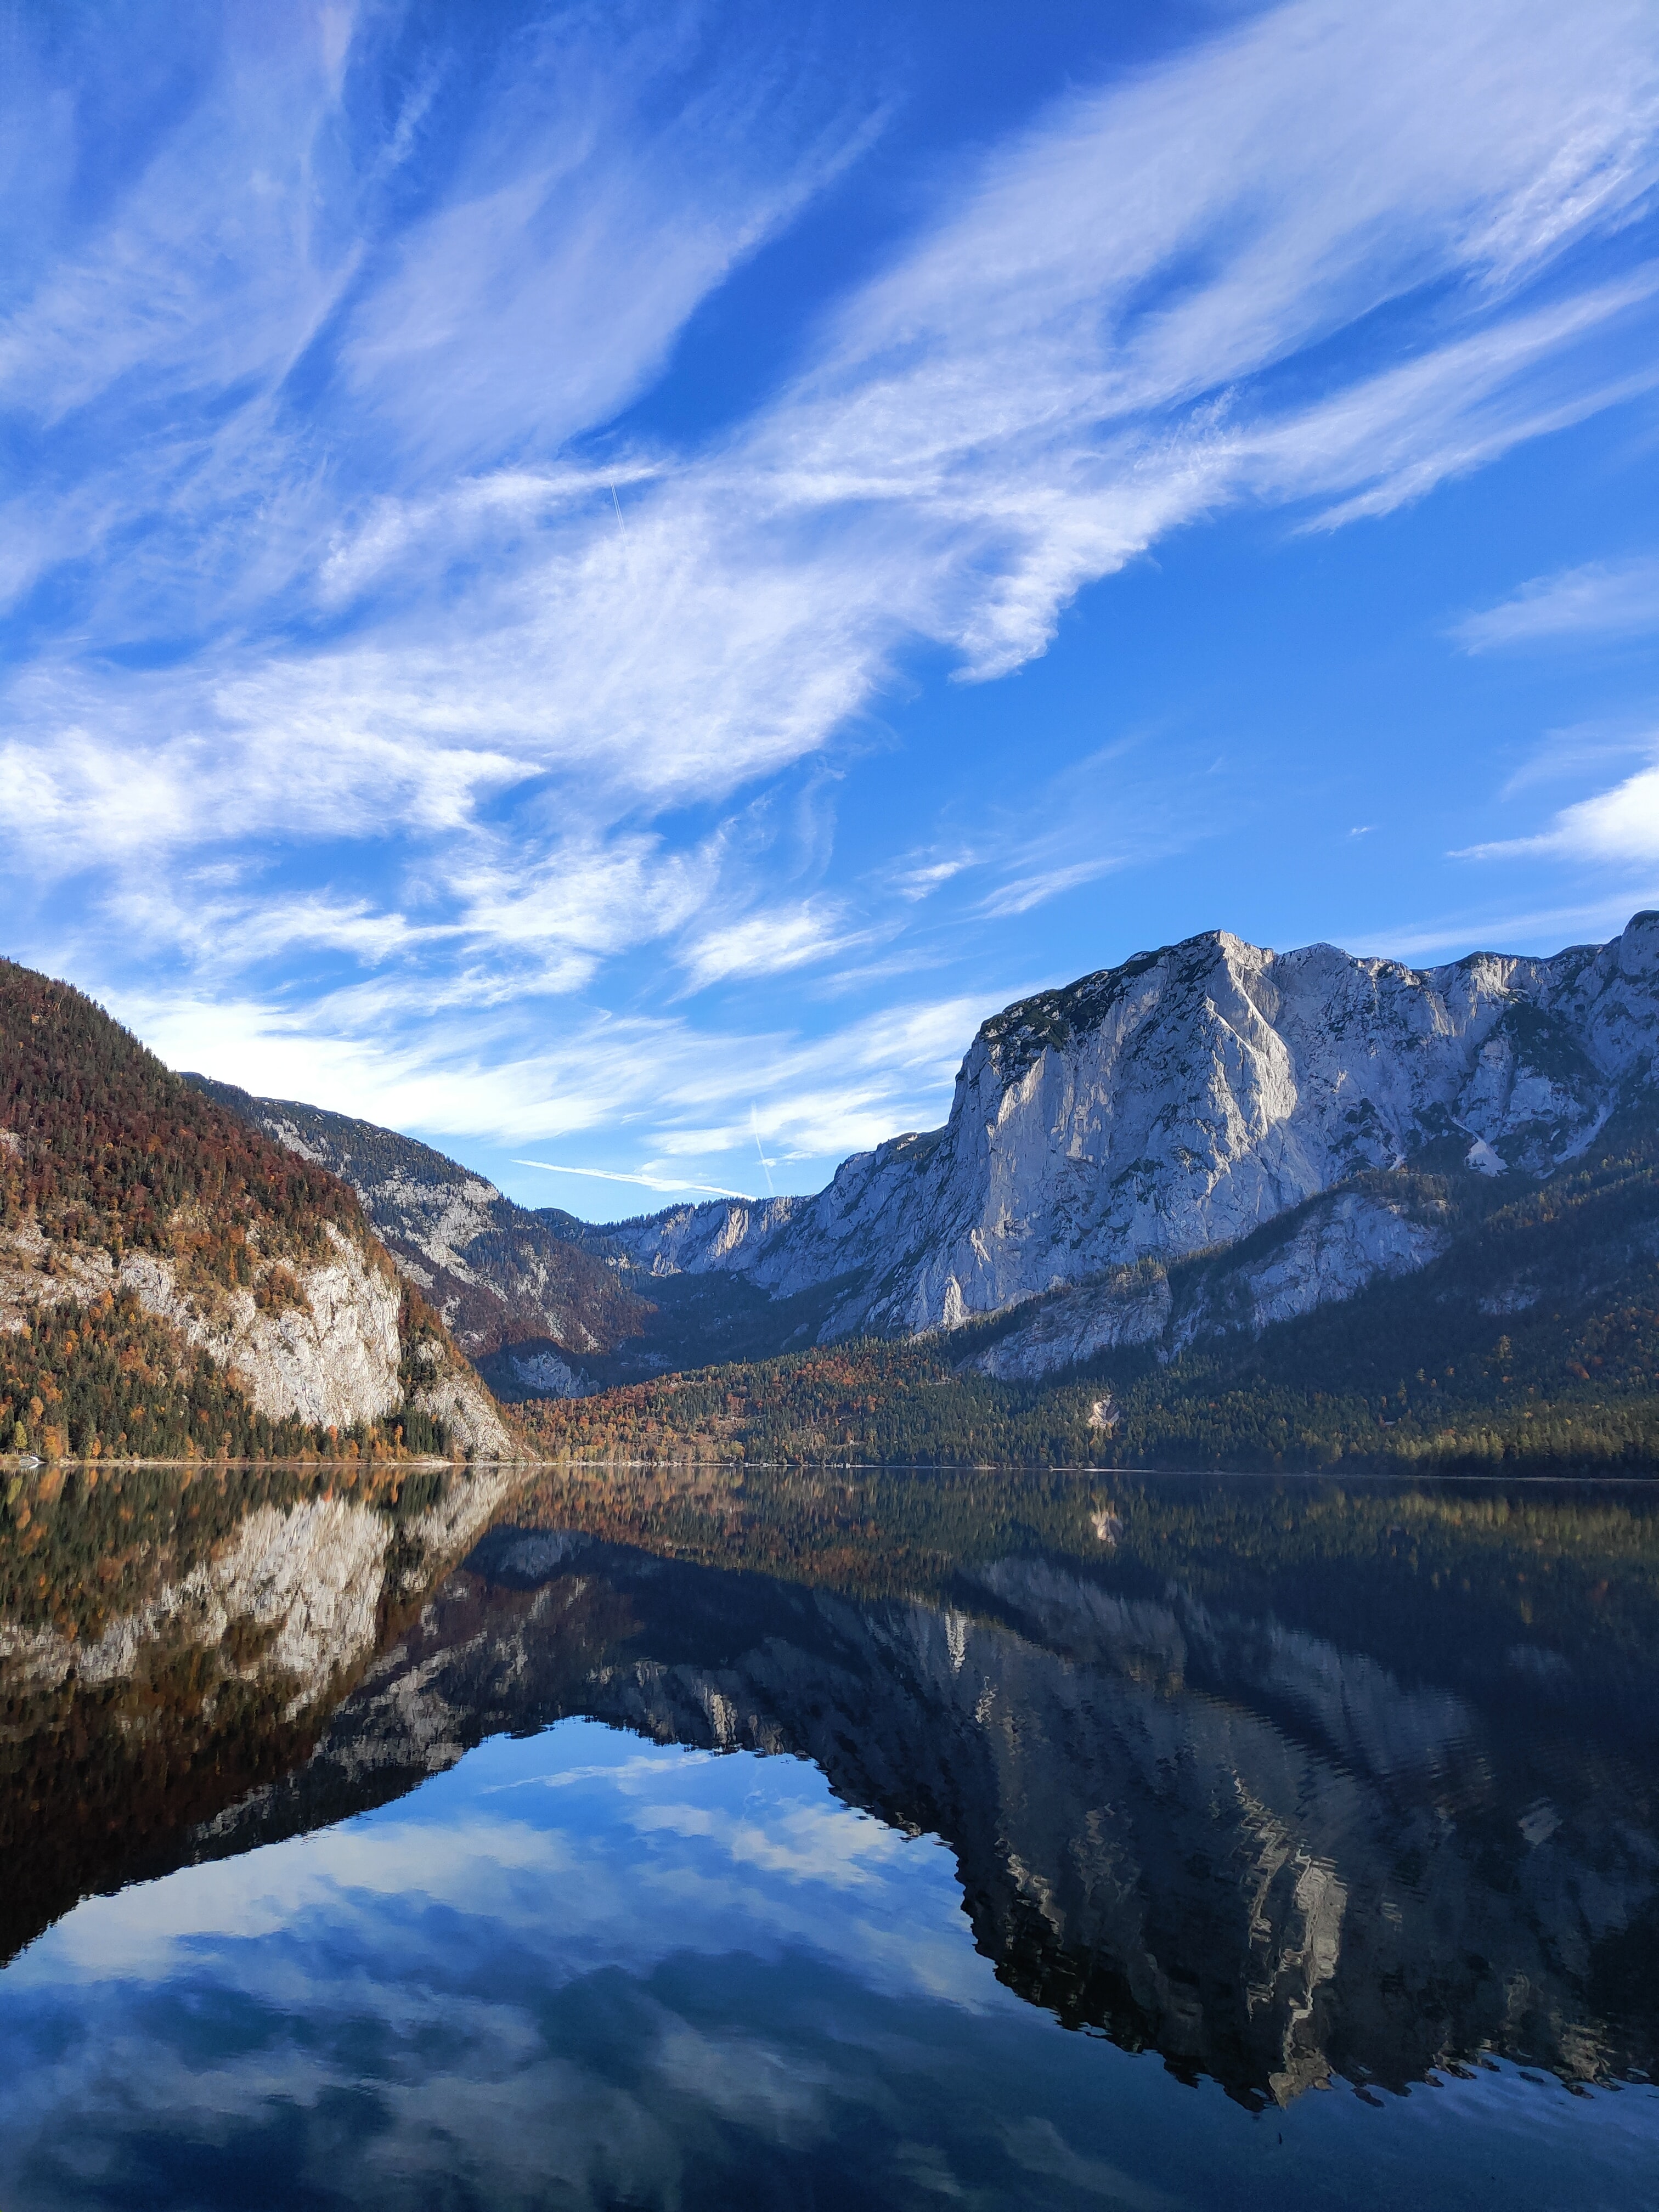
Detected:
left=0, top=961, right=510, bottom=1468
left=2, top=963, right=363, bottom=1280
left=517, top=1113, right=1659, bottom=1475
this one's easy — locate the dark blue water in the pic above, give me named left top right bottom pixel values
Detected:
left=3, top=1474, right=1658, bottom=2209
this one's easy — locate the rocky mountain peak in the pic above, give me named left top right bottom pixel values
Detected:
left=184, top=914, right=1659, bottom=1398
left=592, top=912, right=1659, bottom=1364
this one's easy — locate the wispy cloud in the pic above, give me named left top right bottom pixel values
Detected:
left=1453, top=556, right=1659, bottom=651
left=889, top=852, right=980, bottom=903
left=980, top=857, right=1123, bottom=920
left=4, top=0, right=1659, bottom=1195
left=115, top=970, right=995, bottom=1182
left=337, top=27, right=879, bottom=482
left=679, top=903, right=868, bottom=991
left=1353, top=890, right=1659, bottom=962
left=515, top=1160, right=754, bottom=1200
left=1460, top=757, right=1659, bottom=863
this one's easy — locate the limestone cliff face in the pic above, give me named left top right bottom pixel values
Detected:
left=964, top=1181, right=1453, bottom=1379
left=403, top=1336, right=515, bottom=1460
left=117, top=1226, right=404, bottom=1430
left=0, top=1215, right=511, bottom=1452
left=594, top=913, right=1659, bottom=1367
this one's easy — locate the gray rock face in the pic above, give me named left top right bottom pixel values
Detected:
left=188, top=915, right=1659, bottom=1389
left=185, top=1077, right=651, bottom=1368
left=596, top=914, right=1659, bottom=1363
left=116, top=1226, right=405, bottom=1431
left=967, top=1182, right=1453, bottom=1379
left=0, top=1214, right=512, bottom=1454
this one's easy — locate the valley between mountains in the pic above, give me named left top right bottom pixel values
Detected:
left=173, top=907, right=1659, bottom=1477
left=3, top=913, right=1658, bottom=1501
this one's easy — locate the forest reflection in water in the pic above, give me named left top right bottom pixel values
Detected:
left=3, top=1462, right=1659, bottom=2208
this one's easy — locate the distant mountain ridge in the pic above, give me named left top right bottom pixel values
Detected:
left=196, top=915, right=1659, bottom=1397
left=184, top=1079, right=653, bottom=1379
left=575, top=911, right=1659, bottom=1372
left=184, top=1079, right=846, bottom=1391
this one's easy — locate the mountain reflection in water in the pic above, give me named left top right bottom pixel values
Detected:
left=3, top=1467, right=1659, bottom=2208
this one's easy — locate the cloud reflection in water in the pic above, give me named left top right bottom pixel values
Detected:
left=2, top=1717, right=1657, bottom=2211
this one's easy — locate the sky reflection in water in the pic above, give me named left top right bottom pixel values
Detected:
left=6, top=1471, right=1659, bottom=2208
left=1, top=1714, right=1655, bottom=2210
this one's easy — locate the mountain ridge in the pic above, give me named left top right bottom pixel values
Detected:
left=183, top=1077, right=654, bottom=1378
left=184, top=1078, right=853, bottom=1389
left=588, top=915, right=1659, bottom=1353
left=192, top=913, right=1659, bottom=1410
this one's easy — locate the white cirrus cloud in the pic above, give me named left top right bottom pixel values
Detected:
left=1453, top=556, right=1659, bottom=651
left=4, top=0, right=1659, bottom=1186
left=109, top=967, right=997, bottom=1177
left=1355, top=891, right=1659, bottom=962
left=679, top=903, right=869, bottom=991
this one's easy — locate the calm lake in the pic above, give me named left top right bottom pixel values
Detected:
left=2, top=1464, right=1658, bottom=2209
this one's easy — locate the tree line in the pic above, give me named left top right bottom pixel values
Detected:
left=1, top=959, right=367, bottom=1289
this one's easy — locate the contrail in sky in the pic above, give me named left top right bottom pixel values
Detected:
left=751, top=1105, right=775, bottom=1196
left=515, top=1158, right=751, bottom=1199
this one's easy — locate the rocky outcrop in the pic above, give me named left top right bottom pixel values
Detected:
left=0, top=1220, right=404, bottom=1429
left=117, top=1226, right=404, bottom=1430
left=187, top=1078, right=651, bottom=1370
left=588, top=913, right=1659, bottom=1366
left=967, top=1183, right=1452, bottom=1378
left=0, top=1215, right=512, bottom=1448
left=404, top=1340, right=515, bottom=1459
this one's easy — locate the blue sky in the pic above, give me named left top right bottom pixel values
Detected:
left=3, top=0, right=1658, bottom=1216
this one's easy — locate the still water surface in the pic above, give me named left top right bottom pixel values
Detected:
left=2, top=1468, right=1658, bottom=2208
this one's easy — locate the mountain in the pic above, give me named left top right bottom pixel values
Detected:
left=192, top=915, right=1659, bottom=1410
left=583, top=912, right=1659, bottom=1373
left=184, top=1078, right=655, bottom=1377
left=0, top=959, right=510, bottom=1461
left=521, top=1168, right=1659, bottom=1474
left=187, top=1079, right=859, bottom=1390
